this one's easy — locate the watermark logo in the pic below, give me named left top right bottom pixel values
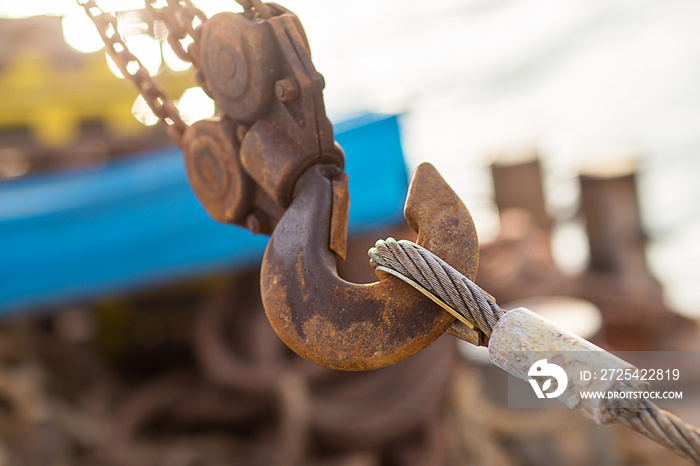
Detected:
left=528, top=359, right=568, bottom=399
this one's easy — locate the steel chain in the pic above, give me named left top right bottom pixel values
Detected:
left=79, top=0, right=279, bottom=145
left=145, top=0, right=206, bottom=65
left=78, top=0, right=200, bottom=145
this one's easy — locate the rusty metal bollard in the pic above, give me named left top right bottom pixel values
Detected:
left=579, top=158, right=648, bottom=276
left=577, top=157, right=676, bottom=348
left=490, top=148, right=552, bottom=232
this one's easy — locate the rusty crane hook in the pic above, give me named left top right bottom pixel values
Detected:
left=165, top=2, right=483, bottom=370
left=261, top=162, right=481, bottom=371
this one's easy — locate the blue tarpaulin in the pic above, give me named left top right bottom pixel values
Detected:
left=0, top=113, right=408, bottom=314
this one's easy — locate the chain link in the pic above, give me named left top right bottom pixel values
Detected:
left=79, top=0, right=276, bottom=144
left=145, top=0, right=207, bottom=65
left=78, top=0, right=204, bottom=146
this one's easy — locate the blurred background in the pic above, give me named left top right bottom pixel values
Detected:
left=1, top=0, right=700, bottom=465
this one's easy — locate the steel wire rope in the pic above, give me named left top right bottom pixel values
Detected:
left=368, top=237, right=700, bottom=464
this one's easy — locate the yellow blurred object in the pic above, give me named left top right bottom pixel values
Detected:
left=0, top=49, right=195, bottom=147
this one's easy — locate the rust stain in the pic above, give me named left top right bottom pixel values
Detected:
left=261, top=163, right=479, bottom=371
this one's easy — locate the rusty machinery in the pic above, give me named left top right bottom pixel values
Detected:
left=68, top=2, right=700, bottom=465
left=70, top=2, right=478, bottom=464
left=80, top=0, right=484, bottom=371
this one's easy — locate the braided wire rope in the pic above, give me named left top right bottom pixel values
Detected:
left=368, top=237, right=700, bottom=464
left=369, top=238, right=504, bottom=336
